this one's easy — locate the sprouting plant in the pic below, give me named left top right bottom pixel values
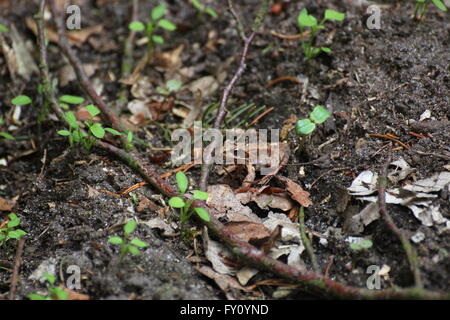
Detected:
left=27, top=273, right=68, bottom=300
left=129, top=192, right=139, bottom=207
left=0, top=23, right=9, bottom=33
left=168, top=172, right=210, bottom=235
left=0, top=213, right=27, bottom=247
left=156, top=79, right=182, bottom=96
left=349, top=239, right=373, bottom=252
left=414, top=0, right=447, bottom=20
left=128, top=3, right=176, bottom=52
left=11, top=95, right=32, bottom=107
left=295, top=105, right=331, bottom=135
left=125, top=131, right=134, bottom=151
left=0, top=131, right=14, bottom=140
left=190, top=0, right=218, bottom=19
left=108, top=220, right=149, bottom=262
left=57, top=102, right=121, bottom=150
left=297, top=8, right=345, bottom=60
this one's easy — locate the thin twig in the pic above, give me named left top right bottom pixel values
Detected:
left=118, top=0, right=139, bottom=103
left=199, top=20, right=256, bottom=191
left=48, top=0, right=121, bottom=132
left=8, top=237, right=26, bottom=300
left=299, top=207, right=320, bottom=274
left=227, top=0, right=246, bottom=40
left=378, top=156, right=423, bottom=289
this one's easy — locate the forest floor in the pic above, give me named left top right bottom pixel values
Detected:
left=0, top=0, right=449, bottom=300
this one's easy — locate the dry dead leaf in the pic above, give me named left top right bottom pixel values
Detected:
left=153, top=44, right=184, bottom=78
left=203, top=227, right=236, bottom=275
left=206, top=184, right=261, bottom=223
left=142, top=218, right=176, bottom=236
left=137, top=197, right=161, bottom=213
left=0, top=197, right=17, bottom=211
left=196, top=265, right=248, bottom=299
left=277, top=176, right=312, bottom=207
left=188, top=76, right=219, bottom=98
left=26, top=17, right=103, bottom=47
left=238, top=191, right=294, bottom=212
left=236, top=267, right=259, bottom=286
left=63, top=287, right=90, bottom=300
left=10, top=24, right=38, bottom=80
left=225, top=221, right=270, bottom=243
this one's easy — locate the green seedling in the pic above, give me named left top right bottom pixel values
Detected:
left=11, top=95, right=32, bottom=106
left=168, top=172, right=210, bottom=235
left=349, top=239, right=373, bottom=252
left=3, top=95, right=33, bottom=139
left=0, top=213, right=27, bottom=247
left=156, top=79, right=183, bottom=96
left=295, top=105, right=331, bottom=135
left=0, top=132, right=14, bottom=140
left=190, top=0, right=218, bottom=18
left=0, top=23, right=9, bottom=33
left=57, top=101, right=122, bottom=150
left=125, top=131, right=134, bottom=151
left=108, top=220, right=149, bottom=262
left=128, top=3, right=176, bottom=52
left=27, top=273, right=68, bottom=300
left=297, top=8, right=345, bottom=60
left=414, top=0, right=447, bottom=20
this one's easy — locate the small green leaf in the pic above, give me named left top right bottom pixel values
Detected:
left=193, top=190, right=208, bottom=201
left=104, top=128, right=122, bottom=135
left=169, top=197, right=185, bottom=208
left=295, top=119, right=316, bottom=135
left=11, top=95, right=32, bottom=106
left=124, top=220, right=137, bottom=236
left=152, top=35, right=164, bottom=44
left=151, top=4, right=166, bottom=20
left=350, top=239, right=373, bottom=251
left=128, top=20, right=145, bottom=31
left=157, top=19, right=176, bottom=31
left=432, top=0, right=448, bottom=11
left=0, top=132, right=14, bottom=139
left=0, top=23, right=9, bottom=33
left=7, top=214, right=20, bottom=228
left=8, top=229, right=26, bottom=239
left=57, top=127, right=70, bottom=136
left=191, top=0, right=204, bottom=11
left=72, top=130, right=81, bottom=143
left=53, top=287, right=69, bottom=300
left=310, top=105, right=331, bottom=124
left=166, top=79, right=182, bottom=92
left=176, top=171, right=189, bottom=193
left=60, top=103, right=70, bottom=110
left=44, top=273, right=56, bottom=285
left=64, top=111, right=78, bottom=128
left=59, top=95, right=84, bottom=105
left=86, top=104, right=101, bottom=117
left=298, top=8, right=317, bottom=28
left=130, top=238, right=149, bottom=248
left=205, top=8, right=218, bottom=18
left=324, top=9, right=345, bottom=22
left=320, top=47, right=332, bottom=53
left=127, top=131, right=133, bottom=143
left=127, top=245, right=140, bottom=256
left=89, top=123, right=105, bottom=139
left=28, top=294, right=49, bottom=300
left=108, top=236, right=124, bottom=245
left=194, top=207, right=210, bottom=222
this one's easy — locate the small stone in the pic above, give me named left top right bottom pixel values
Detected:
left=411, top=231, right=425, bottom=243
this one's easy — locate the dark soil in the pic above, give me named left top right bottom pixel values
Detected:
left=0, top=0, right=449, bottom=300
